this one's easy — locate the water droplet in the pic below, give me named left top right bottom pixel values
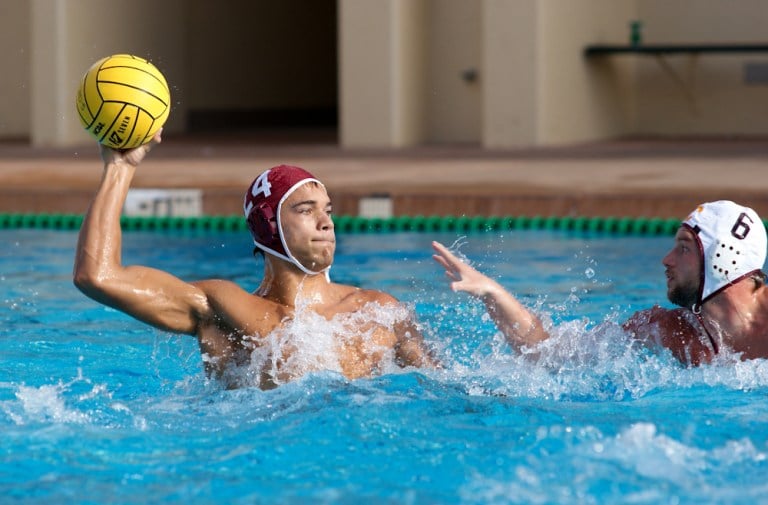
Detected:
left=585, top=268, right=595, bottom=279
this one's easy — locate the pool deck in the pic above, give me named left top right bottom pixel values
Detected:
left=1, top=131, right=768, bottom=219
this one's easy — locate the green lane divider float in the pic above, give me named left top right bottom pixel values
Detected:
left=0, top=212, right=690, bottom=236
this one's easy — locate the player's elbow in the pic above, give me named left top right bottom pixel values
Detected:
left=72, top=263, right=111, bottom=299
left=73, top=267, right=97, bottom=296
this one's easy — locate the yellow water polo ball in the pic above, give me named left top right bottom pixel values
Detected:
left=75, top=54, right=170, bottom=149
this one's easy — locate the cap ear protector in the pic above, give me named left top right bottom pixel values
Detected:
left=248, top=201, right=278, bottom=245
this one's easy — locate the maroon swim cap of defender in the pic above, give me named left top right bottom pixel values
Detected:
left=243, top=165, right=322, bottom=261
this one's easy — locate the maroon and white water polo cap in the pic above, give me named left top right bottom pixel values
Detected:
left=243, top=165, right=328, bottom=276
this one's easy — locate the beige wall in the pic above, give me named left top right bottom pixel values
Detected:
left=0, top=1, right=30, bottom=138
left=538, top=0, right=637, bottom=144
left=7, top=0, right=768, bottom=148
left=483, top=0, right=539, bottom=148
left=340, top=0, right=481, bottom=146
left=635, top=0, right=768, bottom=135
left=343, top=0, right=768, bottom=147
left=394, top=0, right=428, bottom=145
left=339, top=0, right=398, bottom=147
left=340, top=0, right=428, bottom=147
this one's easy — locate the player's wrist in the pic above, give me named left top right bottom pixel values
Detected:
left=478, top=280, right=504, bottom=300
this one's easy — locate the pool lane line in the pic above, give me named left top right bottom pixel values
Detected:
left=0, top=213, right=689, bottom=236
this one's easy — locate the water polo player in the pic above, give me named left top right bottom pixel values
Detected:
left=74, top=133, right=436, bottom=389
left=433, top=200, right=768, bottom=365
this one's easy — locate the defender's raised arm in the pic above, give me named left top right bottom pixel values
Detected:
left=431, top=241, right=549, bottom=350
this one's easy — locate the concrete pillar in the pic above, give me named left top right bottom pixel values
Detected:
left=339, top=0, right=427, bottom=148
left=0, top=1, right=31, bottom=139
left=30, top=1, right=80, bottom=147
left=482, top=0, right=539, bottom=148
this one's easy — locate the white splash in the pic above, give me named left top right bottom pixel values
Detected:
left=435, top=292, right=768, bottom=401
left=4, top=379, right=87, bottom=425
left=589, top=422, right=766, bottom=483
left=228, top=299, right=416, bottom=389
left=0, top=370, right=124, bottom=426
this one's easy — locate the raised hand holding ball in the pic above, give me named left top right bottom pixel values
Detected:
left=75, top=54, right=170, bottom=149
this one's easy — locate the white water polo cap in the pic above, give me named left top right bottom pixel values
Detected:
left=682, top=200, right=767, bottom=304
left=243, top=165, right=328, bottom=276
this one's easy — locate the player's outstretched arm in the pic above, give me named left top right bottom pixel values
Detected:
left=431, top=241, right=549, bottom=350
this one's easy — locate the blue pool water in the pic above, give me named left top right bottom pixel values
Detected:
left=2, top=228, right=768, bottom=504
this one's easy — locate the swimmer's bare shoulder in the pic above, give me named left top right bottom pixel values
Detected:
left=192, top=279, right=290, bottom=335
left=624, top=305, right=714, bottom=365
left=172, top=279, right=286, bottom=381
left=330, top=282, right=438, bottom=368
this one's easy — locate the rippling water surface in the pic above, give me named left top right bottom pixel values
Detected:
left=2, top=228, right=767, bottom=504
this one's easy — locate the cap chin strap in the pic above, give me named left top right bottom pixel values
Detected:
left=254, top=242, right=331, bottom=279
left=272, top=177, right=329, bottom=278
left=681, top=223, right=707, bottom=312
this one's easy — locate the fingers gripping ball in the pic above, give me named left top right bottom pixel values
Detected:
left=75, top=54, right=170, bottom=149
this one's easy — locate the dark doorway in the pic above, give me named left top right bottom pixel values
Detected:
left=185, top=1, right=337, bottom=140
